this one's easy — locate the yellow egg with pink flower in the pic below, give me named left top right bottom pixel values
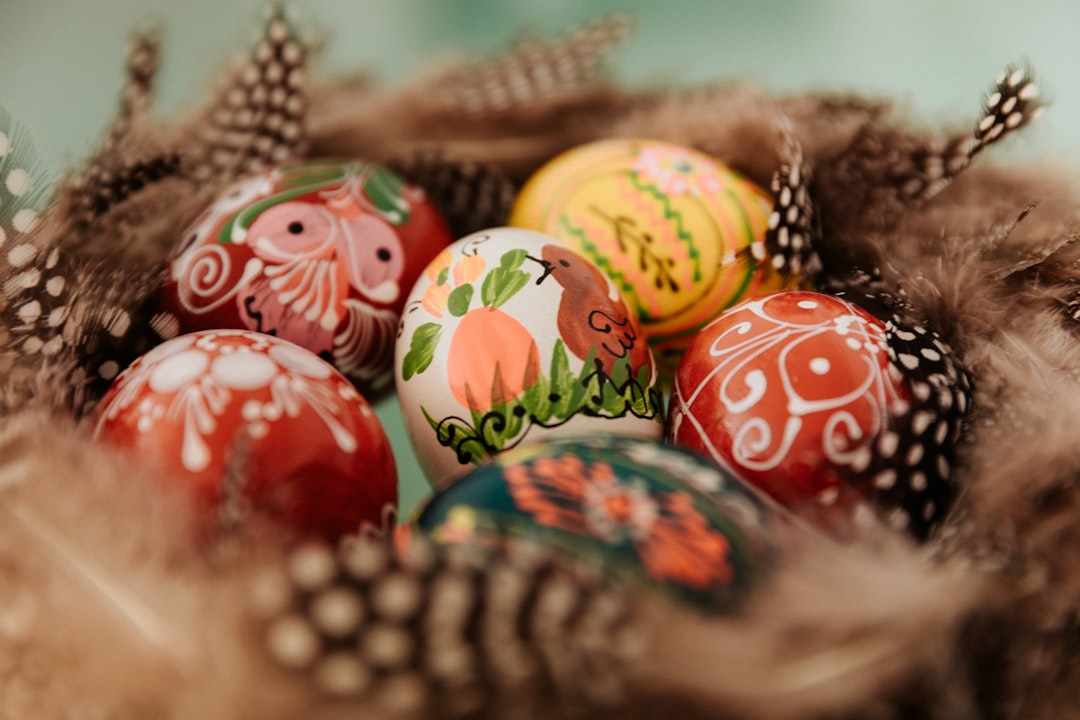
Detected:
left=510, top=138, right=801, bottom=376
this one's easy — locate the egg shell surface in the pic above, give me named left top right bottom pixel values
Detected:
left=411, top=435, right=775, bottom=609
left=668, top=290, right=916, bottom=519
left=510, top=138, right=798, bottom=374
left=394, top=227, right=664, bottom=489
left=95, top=329, right=397, bottom=540
left=156, top=159, right=452, bottom=398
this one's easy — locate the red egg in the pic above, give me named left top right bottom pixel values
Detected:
left=95, top=329, right=397, bottom=540
left=668, top=291, right=913, bottom=527
left=155, top=160, right=452, bottom=399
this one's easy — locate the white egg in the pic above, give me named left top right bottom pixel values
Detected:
left=394, top=227, right=664, bottom=489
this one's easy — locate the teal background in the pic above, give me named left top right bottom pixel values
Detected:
left=3, top=0, right=1079, bottom=514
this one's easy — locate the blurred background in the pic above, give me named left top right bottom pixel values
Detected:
left=3, top=0, right=1079, bottom=513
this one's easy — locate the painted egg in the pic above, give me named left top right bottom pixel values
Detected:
left=509, top=138, right=800, bottom=376
left=394, top=227, right=665, bottom=489
left=410, top=436, right=775, bottom=609
left=155, top=159, right=453, bottom=399
left=95, top=329, right=397, bottom=540
left=667, top=290, right=965, bottom=538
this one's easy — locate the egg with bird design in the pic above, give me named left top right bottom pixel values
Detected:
left=395, top=228, right=665, bottom=489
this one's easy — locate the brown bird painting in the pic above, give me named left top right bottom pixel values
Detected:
left=540, top=243, right=654, bottom=380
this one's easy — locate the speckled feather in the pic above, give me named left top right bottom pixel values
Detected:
left=763, top=117, right=822, bottom=281
left=813, top=64, right=1046, bottom=278
left=423, top=14, right=633, bottom=118
left=387, top=152, right=517, bottom=239
left=823, top=269, right=973, bottom=538
left=257, top=537, right=639, bottom=718
left=184, top=7, right=309, bottom=183
left=57, top=29, right=191, bottom=238
left=0, top=109, right=159, bottom=414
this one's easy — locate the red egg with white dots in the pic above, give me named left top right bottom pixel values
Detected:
left=668, top=290, right=962, bottom=537
left=95, top=329, right=397, bottom=540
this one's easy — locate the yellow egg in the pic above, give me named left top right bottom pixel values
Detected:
left=510, top=138, right=800, bottom=375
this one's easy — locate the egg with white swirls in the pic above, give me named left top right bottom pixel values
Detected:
left=667, top=290, right=969, bottom=538
left=155, top=159, right=452, bottom=399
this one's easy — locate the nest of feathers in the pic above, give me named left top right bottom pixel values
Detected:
left=2, top=8, right=1080, bottom=720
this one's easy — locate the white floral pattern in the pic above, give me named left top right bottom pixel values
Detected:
left=97, top=330, right=367, bottom=474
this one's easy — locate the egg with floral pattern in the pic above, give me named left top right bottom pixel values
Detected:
left=667, top=290, right=967, bottom=538
left=95, top=329, right=397, bottom=540
left=155, top=160, right=453, bottom=399
left=409, top=436, right=775, bottom=609
left=510, top=138, right=801, bottom=377
left=394, top=228, right=665, bottom=490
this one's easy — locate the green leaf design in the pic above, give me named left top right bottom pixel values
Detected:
left=364, top=165, right=411, bottom=225
left=423, top=407, right=493, bottom=465
left=447, top=284, right=474, bottom=317
left=481, top=249, right=531, bottom=309
left=420, top=337, right=663, bottom=472
left=634, top=362, right=663, bottom=421
left=546, top=340, right=579, bottom=420
left=521, top=369, right=552, bottom=422
left=500, top=248, right=528, bottom=272
left=401, top=322, right=441, bottom=380
left=436, top=266, right=450, bottom=286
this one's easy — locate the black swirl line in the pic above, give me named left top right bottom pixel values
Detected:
left=588, top=309, right=638, bottom=360
left=433, top=358, right=663, bottom=468
left=243, top=295, right=277, bottom=335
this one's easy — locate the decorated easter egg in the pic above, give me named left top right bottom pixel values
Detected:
left=410, top=436, right=775, bottom=609
left=394, top=227, right=665, bottom=489
left=95, top=329, right=397, bottom=540
left=667, top=290, right=969, bottom=538
left=155, top=159, right=453, bottom=398
left=510, top=138, right=800, bottom=374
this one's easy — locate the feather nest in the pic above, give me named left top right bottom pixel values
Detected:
left=1, top=9, right=1080, bottom=720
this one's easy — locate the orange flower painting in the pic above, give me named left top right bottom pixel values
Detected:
left=503, top=453, right=734, bottom=589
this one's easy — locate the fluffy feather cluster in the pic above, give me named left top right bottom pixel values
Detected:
left=2, top=7, right=1079, bottom=720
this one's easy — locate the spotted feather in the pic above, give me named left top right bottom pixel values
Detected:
left=764, top=117, right=822, bottom=281
left=822, top=62, right=1044, bottom=238
left=64, top=29, right=177, bottom=229
left=185, top=7, right=309, bottom=183
left=0, top=250, right=160, bottom=415
left=828, top=269, right=972, bottom=539
left=0, top=106, right=52, bottom=246
left=0, top=107, right=159, bottom=414
left=387, top=152, right=517, bottom=239
left=256, top=536, right=640, bottom=717
left=426, top=13, right=633, bottom=117
left=898, top=63, right=1043, bottom=206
